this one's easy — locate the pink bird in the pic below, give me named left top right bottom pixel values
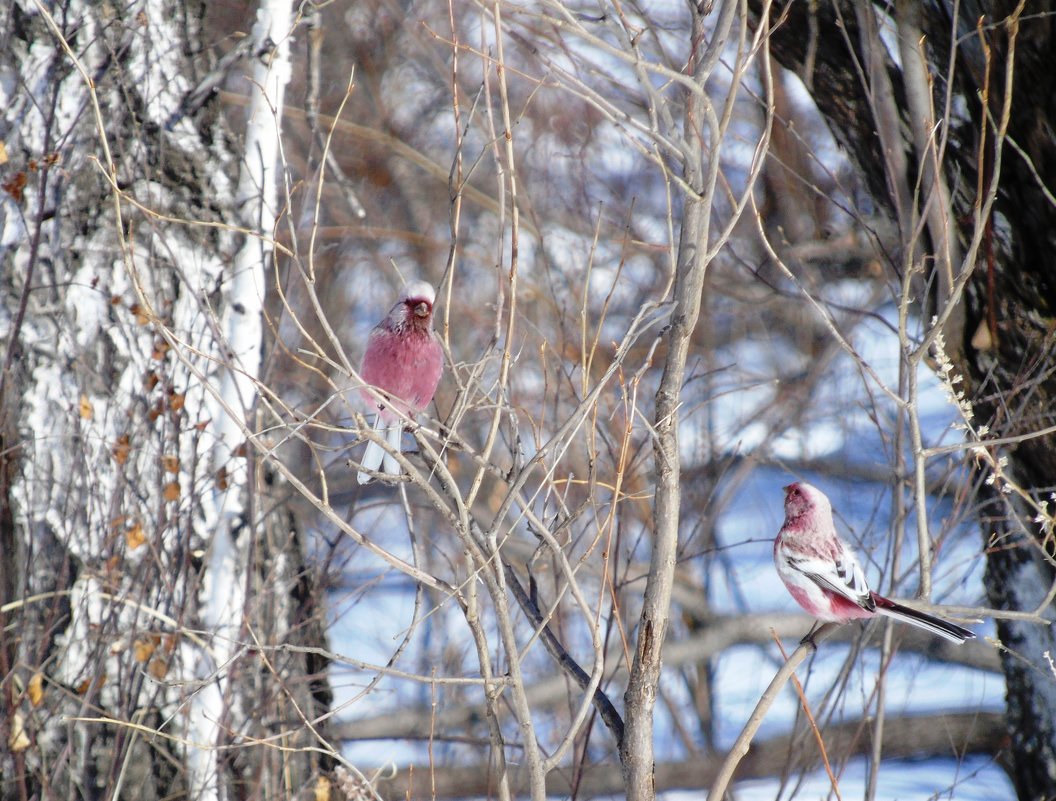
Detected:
left=774, top=482, right=974, bottom=643
left=357, top=280, right=444, bottom=484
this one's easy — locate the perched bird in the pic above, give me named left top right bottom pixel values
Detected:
left=357, top=280, right=444, bottom=484
left=774, top=482, right=974, bottom=644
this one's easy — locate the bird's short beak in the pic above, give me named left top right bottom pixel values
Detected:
left=782, top=484, right=793, bottom=494
left=414, top=302, right=430, bottom=318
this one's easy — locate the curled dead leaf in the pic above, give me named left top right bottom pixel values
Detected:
left=2, top=172, right=26, bottom=202
left=76, top=673, right=106, bottom=696
left=8, top=712, right=29, bottom=752
left=28, top=672, right=44, bottom=707
left=133, top=637, right=157, bottom=663
left=125, top=520, right=146, bottom=549
left=130, top=304, right=151, bottom=325
left=148, top=657, right=170, bottom=680
left=971, top=317, right=995, bottom=351
left=112, top=434, right=131, bottom=465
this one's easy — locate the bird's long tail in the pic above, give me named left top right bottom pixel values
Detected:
left=871, top=593, right=975, bottom=644
left=357, top=415, right=403, bottom=484
left=382, top=421, right=402, bottom=475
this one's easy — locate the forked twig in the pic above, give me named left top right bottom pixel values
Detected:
left=708, top=624, right=838, bottom=800
left=774, top=634, right=843, bottom=801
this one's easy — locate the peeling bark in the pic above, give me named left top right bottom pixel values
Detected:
left=0, top=1, right=331, bottom=798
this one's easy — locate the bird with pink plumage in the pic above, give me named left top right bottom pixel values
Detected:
left=774, top=482, right=974, bottom=644
left=356, top=280, right=444, bottom=484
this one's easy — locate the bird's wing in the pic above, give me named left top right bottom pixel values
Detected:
left=785, top=550, right=874, bottom=610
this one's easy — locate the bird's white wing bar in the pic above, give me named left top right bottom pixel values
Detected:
left=786, top=552, right=873, bottom=609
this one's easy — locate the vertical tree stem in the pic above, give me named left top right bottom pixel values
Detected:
left=620, top=3, right=742, bottom=797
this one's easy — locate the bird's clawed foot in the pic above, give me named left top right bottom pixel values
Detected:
left=799, top=621, right=823, bottom=651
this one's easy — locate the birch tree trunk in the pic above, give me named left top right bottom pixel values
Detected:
left=0, top=1, right=331, bottom=798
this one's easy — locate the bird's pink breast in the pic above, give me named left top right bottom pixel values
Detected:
left=360, top=328, right=443, bottom=420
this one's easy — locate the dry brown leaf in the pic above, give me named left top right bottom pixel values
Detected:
left=126, top=520, right=146, bottom=549
left=79, top=394, right=93, bottom=420
left=162, top=454, right=179, bottom=473
left=8, top=712, right=29, bottom=752
left=76, top=674, right=106, bottom=696
left=27, top=672, right=44, bottom=707
left=133, top=638, right=156, bottom=663
left=162, top=481, right=180, bottom=502
left=2, top=172, right=25, bottom=202
left=112, top=434, right=131, bottom=465
left=131, top=304, right=151, bottom=325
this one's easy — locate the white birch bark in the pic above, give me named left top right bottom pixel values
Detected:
left=0, top=0, right=252, bottom=797
left=192, top=1, right=295, bottom=798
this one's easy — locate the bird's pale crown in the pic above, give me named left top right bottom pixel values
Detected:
left=400, top=280, right=435, bottom=305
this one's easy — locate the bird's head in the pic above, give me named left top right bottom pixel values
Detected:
left=782, top=481, right=830, bottom=522
left=392, top=280, right=436, bottom=330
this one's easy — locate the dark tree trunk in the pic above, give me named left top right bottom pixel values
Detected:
left=748, top=2, right=1056, bottom=798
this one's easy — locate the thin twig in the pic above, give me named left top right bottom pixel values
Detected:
left=709, top=624, right=838, bottom=800
left=774, top=634, right=844, bottom=801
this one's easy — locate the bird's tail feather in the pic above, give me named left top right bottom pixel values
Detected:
left=358, top=416, right=390, bottom=484
left=383, top=422, right=402, bottom=475
left=872, top=594, right=974, bottom=644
